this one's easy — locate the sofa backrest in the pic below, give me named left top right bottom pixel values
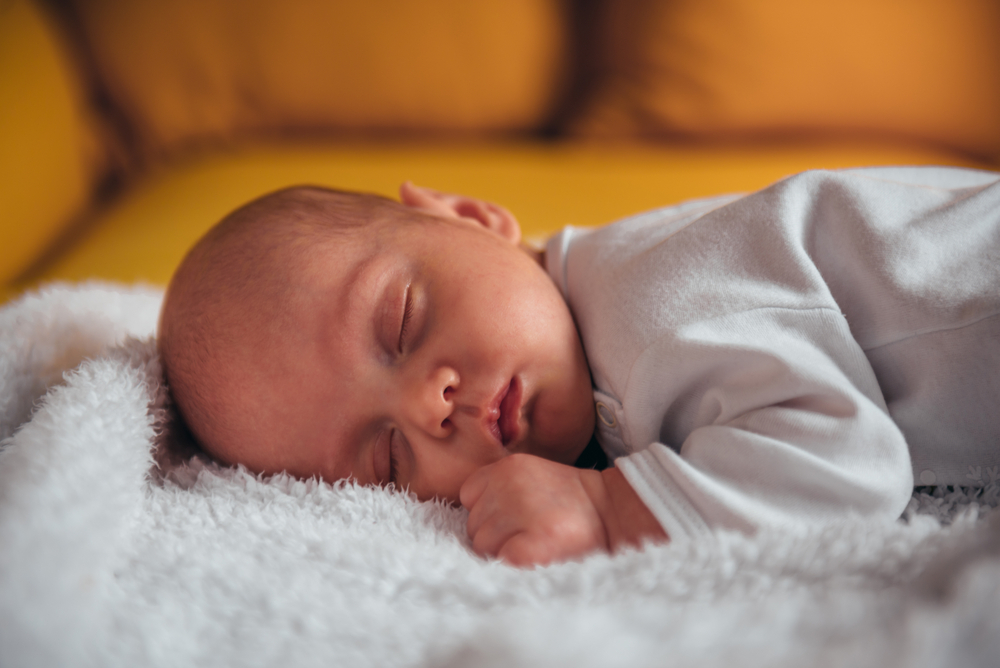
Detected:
left=43, top=0, right=1000, bottom=166
left=62, top=0, right=571, bottom=162
left=573, top=0, right=1000, bottom=161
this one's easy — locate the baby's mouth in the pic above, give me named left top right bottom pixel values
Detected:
left=487, top=377, right=522, bottom=448
left=497, top=377, right=522, bottom=447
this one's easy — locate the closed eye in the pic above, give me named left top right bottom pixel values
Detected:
left=398, top=285, right=413, bottom=353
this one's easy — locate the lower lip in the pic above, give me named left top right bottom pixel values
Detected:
left=498, top=377, right=522, bottom=446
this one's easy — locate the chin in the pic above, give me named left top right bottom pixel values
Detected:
left=535, top=425, right=593, bottom=465
left=529, top=394, right=595, bottom=465
left=565, top=426, right=595, bottom=463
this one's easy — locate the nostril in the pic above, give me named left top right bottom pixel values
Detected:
left=443, top=385, right=454, bottom=399
left=441, top=418, right=452, bottom=430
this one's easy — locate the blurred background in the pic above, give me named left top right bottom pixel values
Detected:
left=2, top=0, right=998, bottom=302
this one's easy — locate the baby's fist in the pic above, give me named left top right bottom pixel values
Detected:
left=459, top=454, right=609, bottom=567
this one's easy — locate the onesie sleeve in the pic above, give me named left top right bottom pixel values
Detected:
left=613, top=305, right=914, bottom=546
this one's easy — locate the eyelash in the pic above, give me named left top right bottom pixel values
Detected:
left=397, top=287, right=413, bottom=353
left=388, top=429, right=399, bottom=484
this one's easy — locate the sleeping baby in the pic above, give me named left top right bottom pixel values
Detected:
left=158, top=166, right=1000, bottom=566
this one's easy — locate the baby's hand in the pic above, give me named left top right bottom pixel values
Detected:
left=460, top=454, right=670, bottom=567
left=460, top=454, right=610, bottom=567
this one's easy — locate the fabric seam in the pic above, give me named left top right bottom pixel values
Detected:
left=861, top=310, right=1000, bottom=353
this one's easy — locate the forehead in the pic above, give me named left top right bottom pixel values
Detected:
left=306, top=210, right=456, bottom=309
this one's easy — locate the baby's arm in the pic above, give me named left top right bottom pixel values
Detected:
left=460, top=454, right=667, bottom=567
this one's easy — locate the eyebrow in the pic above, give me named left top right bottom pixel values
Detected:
left=341, top=256, right=380, bottom=328
left=326, top=249, right=385, bottom=352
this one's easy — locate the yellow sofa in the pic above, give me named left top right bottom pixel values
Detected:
left=3, top=0, right=998, bottom=304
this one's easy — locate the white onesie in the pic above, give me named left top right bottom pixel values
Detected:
left=545, top=167, right=1000, bottom=545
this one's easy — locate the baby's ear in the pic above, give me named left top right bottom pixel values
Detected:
left=399, top=182, right=521, bottom=245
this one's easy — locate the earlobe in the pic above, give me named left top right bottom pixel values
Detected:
left=399, top=182, right=521, bottom=245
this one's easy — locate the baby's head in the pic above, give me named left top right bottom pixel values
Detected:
left=158, top=183, right=595, bottom=502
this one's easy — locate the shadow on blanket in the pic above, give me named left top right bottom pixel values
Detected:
left=1, top=283, right=999, bottom=668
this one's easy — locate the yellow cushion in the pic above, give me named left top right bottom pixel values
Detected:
left=0, top=0, right=103, bottom=285
left=12, top=139, right=992, bottom=297
left=576, top=0, right=1000, bottom=161
left=69, top=0, right=569, bottom=160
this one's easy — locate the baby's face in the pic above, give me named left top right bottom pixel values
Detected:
left=227, top=197, right=595, bottom=503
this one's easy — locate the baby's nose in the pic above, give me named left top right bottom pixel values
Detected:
left=407, top=366, right=458, bottom=437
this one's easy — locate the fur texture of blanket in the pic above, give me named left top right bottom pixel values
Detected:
left=1, top=284, right=999, bottom=668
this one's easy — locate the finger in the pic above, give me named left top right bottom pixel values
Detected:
left=496, top=533, right=553, bottom=569
left=464, top=489, right=496, bottom=539
left=470, top=515, right=520, bottom=559
left=459, top=463, right=494, bottom=510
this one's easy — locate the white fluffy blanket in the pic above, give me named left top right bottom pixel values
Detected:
left=2, top=284, right=999, bottom=668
